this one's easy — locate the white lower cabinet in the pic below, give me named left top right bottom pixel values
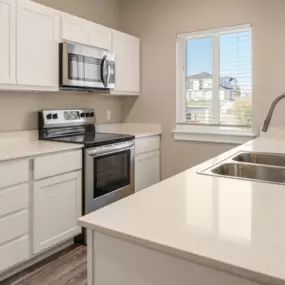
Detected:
left=33, top=171, right=82, bottom=254
left=135, top=150, right=160, bottom=192
left=0, top=160, right=30, bottom=274
left=0, top=236, right=29, bottom=273
left=0, top=210, right=29, bottom=245
left=0, top=151, right=83, bottom=275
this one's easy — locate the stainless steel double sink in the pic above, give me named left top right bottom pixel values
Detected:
left=198, top=152, right=285, bottom=185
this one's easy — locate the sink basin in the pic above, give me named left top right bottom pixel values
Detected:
left=232, top=152, right=285, bottom=167
left=211, top=162, right=285, bottom=184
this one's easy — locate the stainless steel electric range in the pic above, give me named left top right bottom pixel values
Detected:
left=38, top=109, right=135, bottom=242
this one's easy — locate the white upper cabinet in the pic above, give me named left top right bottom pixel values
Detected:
left=61, top=13, right=111, bottom=50
left=0, top=0, right=16, bottom=84
left=89, top=22, right=111, bottom=50
left=112, top=31, right=140, bottom=95
left=0, top=0, right=140, bottom=92
left=17, top=0, right=60, bottom=88
left=61, top=13, right=89, bottom=45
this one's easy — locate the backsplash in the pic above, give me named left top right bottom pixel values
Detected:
left=0, top=92, right=122, bottom=132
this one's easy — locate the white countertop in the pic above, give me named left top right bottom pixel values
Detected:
left=0, top=131, right=82, bottom=162
left=0, top=124, right=161, bottom=162
left=96, top=123, right=161, bottom=138
left=78, top=135, right=285, bottom=285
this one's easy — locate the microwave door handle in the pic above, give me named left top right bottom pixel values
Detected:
left=100, top=55, right=108, bottom=87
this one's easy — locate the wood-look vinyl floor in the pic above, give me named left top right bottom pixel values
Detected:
left=2, top=245, right=87, bottom=285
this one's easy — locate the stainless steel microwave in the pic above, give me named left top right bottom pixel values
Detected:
left=59, top=42, right=115, bottom=90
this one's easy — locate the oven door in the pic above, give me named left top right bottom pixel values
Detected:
left=84, top=141, right=135, bottom=214
left=60, top=42, right=115, bottom=89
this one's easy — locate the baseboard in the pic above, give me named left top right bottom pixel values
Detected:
left=0, top=239, right=74, bottom=282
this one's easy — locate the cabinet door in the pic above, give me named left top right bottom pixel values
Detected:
left=89, top=22, right=111, bottom=50
left=135, top=150, right=160, bottom=192
left=112, top=31, right=140, bottom=94
left=61, top=13, right=89, bottom=45
left=33, top=171, right=82, bottom=254
left=17, top=0, right=60, bottom=87
left=0, top=0, right=16, bottom=84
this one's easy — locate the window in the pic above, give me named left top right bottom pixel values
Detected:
left=175, top=25, right=253, bottom=144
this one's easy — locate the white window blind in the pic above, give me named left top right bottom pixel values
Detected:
left=177, top=25, right=252, bottom=132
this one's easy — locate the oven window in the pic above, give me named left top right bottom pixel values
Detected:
left=94, top=150, right=130, bottom=198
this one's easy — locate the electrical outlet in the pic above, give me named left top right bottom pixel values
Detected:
left=106, top=110, right=111, bottom=120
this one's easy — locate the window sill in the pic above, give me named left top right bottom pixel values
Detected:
left=173, top=127, right=255, bottom=144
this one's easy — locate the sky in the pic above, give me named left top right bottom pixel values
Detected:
left=186, top=31, right=252, bottom=92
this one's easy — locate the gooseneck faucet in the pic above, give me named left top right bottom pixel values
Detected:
left=262, top=93, right=285, bottom=132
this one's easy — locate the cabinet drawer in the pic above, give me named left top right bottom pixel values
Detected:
left=34, top=150, right=82, bottom=180
left=0, top=183, right=29, bottom=217
left=0, top=159, right=29, bottom=188
left=0, top=210, right=28, bottom=245
left=0, top=236, right=29, bottom=273
left=135, top=136, right=160, bottom=155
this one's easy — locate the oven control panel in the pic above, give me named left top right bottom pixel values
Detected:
left=39, top=109, right=96, bottom=128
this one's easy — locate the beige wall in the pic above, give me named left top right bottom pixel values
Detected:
left=119, top=0, right=285, bottom=179
left=0, top=92, right=122, bottom=132
left=0, top=0, right=122, bottom=132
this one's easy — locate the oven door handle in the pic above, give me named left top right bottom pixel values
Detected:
left=87, top=142, right=135, bottom=157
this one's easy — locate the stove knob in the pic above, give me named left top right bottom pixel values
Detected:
left=46, top=114, right=52, bottom=120
left=52, top=113, right=58, bottom=120
left=80, top=113, right=86, bottom=118
left=90, top=112, right=95, bottom=117
left=86, top=113, right=90, bottom=117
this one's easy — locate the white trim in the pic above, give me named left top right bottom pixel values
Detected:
left=87, top=229, right=94, bottom=285
left=173, top=124, right=254, bottom=144
left=0, top=84, right=59, bottom=92
left=176, top=24, right=253, bottom=135
left=177, top=24, right=251, bottom=39
left=212, top=35, right=220, bottom=123
left=110, top=90, right=140, bottom=96
left=176, top=38, right=186, bottom=122
left=173, top=129, right=254, bottom=144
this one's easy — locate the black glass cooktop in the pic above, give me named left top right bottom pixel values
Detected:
left=46, top=132, right=135, bottom=148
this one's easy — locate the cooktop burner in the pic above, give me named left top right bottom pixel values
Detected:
left=47, top=132, right=135, bottom=148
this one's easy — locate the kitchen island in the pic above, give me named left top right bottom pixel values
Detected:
left=78, top=135, right=285, bottom=285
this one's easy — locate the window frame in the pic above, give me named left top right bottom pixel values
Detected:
left=175, top=24, right=255, bottom=144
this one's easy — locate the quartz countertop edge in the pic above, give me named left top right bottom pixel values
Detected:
left=95, top=123, right=162, bottom=138
left=0, top=124, right=161, bottom=162
left=127, top=131, right=162, bottom=138
left=78, top=135, right=285, bottom=285
left=0, top=140, right=83, bottom=162
left=78, top=219, right=280, bottom=285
